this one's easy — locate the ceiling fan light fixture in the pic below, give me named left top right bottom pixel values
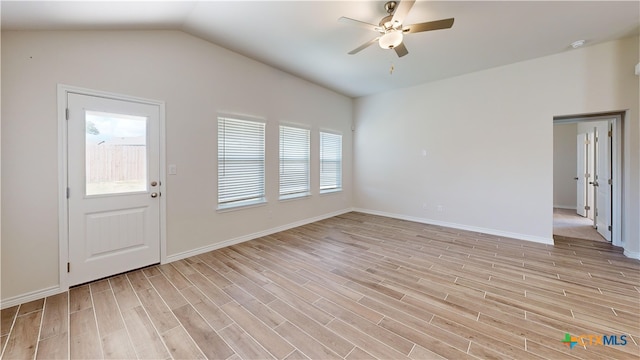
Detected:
left=341, top=0, right=454, bottom=57
left=379, top=30, right=403, bottom=49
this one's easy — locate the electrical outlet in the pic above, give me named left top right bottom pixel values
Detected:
left=437, top=205, right=444, bottom=212
left=168, top=164, right=177, bottom=175
left=422, top=203, right=428, bottom=210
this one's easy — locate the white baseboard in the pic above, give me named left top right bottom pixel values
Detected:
left=352, top=208, right=554, bottom=245
left=1, top=286, right=63, bottom=310
left=623, top=249, right=640, bottom=260
left=165, top=208, right=353, bottom=263
left=553, top=205, right=577, bottom=210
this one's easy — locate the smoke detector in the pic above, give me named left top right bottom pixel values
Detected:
left=570, top=40, right=586, bottom=49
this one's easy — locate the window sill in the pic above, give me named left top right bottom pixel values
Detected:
left=217, top=198, right=267, bottom=213
left=279, top=192, right=311, bottom=202
left=320, top=188, right=342, bottom=195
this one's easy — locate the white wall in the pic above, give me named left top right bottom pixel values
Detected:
left=3, top=31, right=639, bottom=304
left=553, top=123, right=577, bottom=209
left=1, top=30, right=353, bottom=301
left=354, top=36, right=639, bottom=256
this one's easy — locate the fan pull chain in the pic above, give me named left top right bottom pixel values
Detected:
left=390, top=62, right=395, bottom=75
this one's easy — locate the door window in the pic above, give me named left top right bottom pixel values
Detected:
left=85, top=110, right=148, bottom=196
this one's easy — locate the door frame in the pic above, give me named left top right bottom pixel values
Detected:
left=57, top=84, right=167, bottom=291
left=554, top=112, right=622, bottom=247
left=575, top=132, right=588, bottom=217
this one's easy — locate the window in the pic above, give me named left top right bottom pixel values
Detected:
left=85, top=111, right=148, bottom=196
left=218, top=117, right=265, bottom=209
left=279, top=125, right=310, bottom=199
left=320, top=131, right=342, bottom=193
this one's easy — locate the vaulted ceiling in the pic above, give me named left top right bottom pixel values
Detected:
left=2, top=1, right=638, bottom=98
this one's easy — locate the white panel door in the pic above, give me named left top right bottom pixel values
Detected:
left=586, top=132, right=595, bottom=221
left=67, top=93, right=161, bottom=285
left=594, top=123, right=612, bottom=242
left=576, top=133, right=587, bottom=217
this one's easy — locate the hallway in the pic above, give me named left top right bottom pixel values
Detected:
left=553, top=208, right=607, bottom=242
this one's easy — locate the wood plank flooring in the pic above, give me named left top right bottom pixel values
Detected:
left=1, top=212, right=639, bottom=359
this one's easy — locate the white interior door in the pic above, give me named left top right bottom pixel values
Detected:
left=67, top=93, right=161, bottom=285
left=576, top=133, right=587, bottom=217
left=586, top=132, right=595, bottom=221
left=594, top=122, right=611, bottom=242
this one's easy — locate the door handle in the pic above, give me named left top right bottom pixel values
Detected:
left=150, top=181, right=158, bottom=187
left=590, top=181, right=599, bottom=187
left=151, top=192, right=158, bottom=198
left=574, top=177, right=579, bottom=180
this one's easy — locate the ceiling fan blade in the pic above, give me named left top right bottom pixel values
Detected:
left=391, top=0, right=416, bottom=24
left=338, top=16, right=380, bottom=32
left=348, top=37, right=380, bottom=55
left=405, top=18, right=454, bottom=33
left=394, top=42, right=409, bottom=57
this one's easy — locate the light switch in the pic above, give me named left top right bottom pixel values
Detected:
left=168, top=164, right=177, bottom=175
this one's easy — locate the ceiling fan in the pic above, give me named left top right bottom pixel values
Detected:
left=339, top=0, right=454, bottom=57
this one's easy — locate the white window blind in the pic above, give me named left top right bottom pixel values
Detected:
left=218, top=117, right=265, bottom=208
left=279, top=125, right=310, bottom=199
left=320, top=131, right=342, bottom=193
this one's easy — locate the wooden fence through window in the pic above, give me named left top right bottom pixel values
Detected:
left=86, top=144, right=146, bottom=182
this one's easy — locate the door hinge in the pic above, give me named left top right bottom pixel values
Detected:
left=584, top=205, right=590, bottom=210
left=65, top=108, right=69, bottom=120
left=608, top=130, right=612, bottom=137
left=66, top=187, right=70, bottom=199
left=608, top=225, right=612, bottom=232
left=67, top=262, right=70, bottom=273
left=608, top=179, right=612, bottom=185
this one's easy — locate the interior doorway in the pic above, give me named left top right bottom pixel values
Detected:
left=553, top=112, right=622, bottom=246
left=553, top=208, right=607, bottom=242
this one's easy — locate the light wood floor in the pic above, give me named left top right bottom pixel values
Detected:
left=2, top=212, right=639, bottom=359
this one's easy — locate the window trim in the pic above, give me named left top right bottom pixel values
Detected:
left=319, top=130, right=343, bottom=194
left=217, top=115, right=267, bottom=211
left=279, top=124, right=311, bottom=200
